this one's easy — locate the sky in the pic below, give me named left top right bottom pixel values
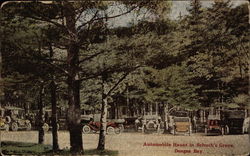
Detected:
left=106, top=0, right=249, bottom=27
left=169, top=0, right=248, bottom=19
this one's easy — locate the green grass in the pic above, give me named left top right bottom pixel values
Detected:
left=1, top=141, right=118, bottom=155
left=53, top=149, right=119, bottom=156
left=1, top=141, right=52, bottom=155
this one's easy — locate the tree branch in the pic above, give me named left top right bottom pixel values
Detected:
left=78, top=5, right=138, bottom=33
left=77, top=10, right=99, bottom=32
left=79, top=50, right=106, bottom=64
left=14, top=43, right=69, bottom=76
left=106, top=65, right=141, bottom=96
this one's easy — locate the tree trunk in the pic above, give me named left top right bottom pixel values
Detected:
left=248, top=1, right=250, bottom=24
left=126, top=84, right=130, bottom=117
left=0, top=25, right=3, bottom=105
left=97, top=74, right=108, bottom=150
left=38, top=84, right=45, bottom=144
left=64, top=3, right=83, bottom=154
left=149, top=103, right=153, bottom=115
left=142, top=102, right=145, bottom=115
left=67, top=48, right=83, bottom=153
left=67, top=72, right=83, bottom=153
left=48, top=41, right=59, bottom=151
left=110, top=103, right=115, bottom=119
left=163, top=102, right=169, bottom=134
left=155, top=102, right=158, bottom=116
left=50, top=81, right=59, bottom=151
left=97, top=97, right=108, bottom=150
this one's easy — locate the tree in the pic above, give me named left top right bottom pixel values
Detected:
left=2, top=1, right=163, bottom=153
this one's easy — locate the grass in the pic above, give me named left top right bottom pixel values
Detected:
left=1, top=141, right=118, bottom=155
left=1, top=141, right=52, bottom=155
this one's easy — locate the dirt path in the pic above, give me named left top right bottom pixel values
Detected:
left=1, top=131, right=249, bottom=156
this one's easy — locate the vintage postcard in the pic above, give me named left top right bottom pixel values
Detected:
left=0, top=0, right=249, bottom=156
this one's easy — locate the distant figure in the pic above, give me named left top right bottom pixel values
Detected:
left=193, top=116, right=197, bottom=133
left=135, top=117, right=142, bottom=131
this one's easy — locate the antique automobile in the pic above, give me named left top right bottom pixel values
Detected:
left=224, top=110, right=245, bottom=134
left=205, top=115, right=227, bottom=135
left=123, top=117, right=139, bottom=131
left=81, top=114, right=122, bottom=134
left=141, top=115, right=162, bottom=133
left=108, top=118, right=125, bottom=132
left=43, top=109, right=60, bottom=132
left=4, top=106, right=31, bottom=131
left=33, top=108, right=67, bottom=131
left=173, top=117, right=192, bottom=135
left=81, top=114, right=93, bottom=127
left=169, top=111, right=192, bottom=135
left=0, top=107, right=9, bottom=131
left=135, top=117, right=143, bottom=132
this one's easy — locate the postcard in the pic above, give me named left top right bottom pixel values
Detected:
left=0, top=0, right=249, bottom=155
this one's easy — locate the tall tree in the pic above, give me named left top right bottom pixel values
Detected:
left=2, top=1, right=162, bottom=153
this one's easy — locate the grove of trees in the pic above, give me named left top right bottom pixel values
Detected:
left=0, top=0, right=249, bottom=154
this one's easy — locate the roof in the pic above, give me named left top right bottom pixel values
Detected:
left=4, top=106, right=24, bottom=111
left=142, top=115, right=161, bottom=120
left=224, top=110, right=245, bottom=118
left=207, top=115, right=220, bottom=120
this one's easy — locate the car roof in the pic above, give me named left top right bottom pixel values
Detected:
left=4, top=106, right=24, bottom=110
left=142, top=115, right=160, bottom=119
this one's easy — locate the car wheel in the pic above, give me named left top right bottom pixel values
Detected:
left=5, top=124, right=9, bottom=131
left=82, top=125, right=91, bottom=134
left=26, top=122, right=32, bottom=131
left=107, top=126, right=115, bottom=134
left=5, top=116, right=11, bottom=124
left=118, top=124, right=124, bottom=132
left=11, top=122, right=18, bottom=131
left=43, top=123, right=49, bottom=132
left=158, top=128, right=164, bottom=134
left=114, top=127, right=121, bottom=134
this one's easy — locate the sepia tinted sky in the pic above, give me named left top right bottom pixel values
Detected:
left=107, top=0, right=249, bottom=27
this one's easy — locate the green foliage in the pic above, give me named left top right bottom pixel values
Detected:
left=1, top=1, right=248, bottom=113
left=2, top=141, right=52, bottom=155
left=1, top=141, right=118, bottom=155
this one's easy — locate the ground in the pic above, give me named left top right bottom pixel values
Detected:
left=0, top=131, right=249, bottom=156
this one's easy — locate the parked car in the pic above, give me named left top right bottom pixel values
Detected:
left=173, top=116, right=192, bottom=135
left=169, top=111, right=192, bottom=135
left=0, top=107, right=9, bottom=131
left=4, top=106, right=31, bottom=131
left=43, top=109, right=60, bottom=132
left=81, top=114, right=122, bottom=134
left=82, top=120, right=121, bottom=134
left=123, top=117, right=139, bottom=131
left=141, top=115, right=162, bottom=133
left=32, top=108, right=67, bottom=131
left=81, top=114, right=93, bottom=127
left=223, top=110, right=245, bottom=134
left=205, top=115, right=227, bottom=135
left=108, top=118, right=125, bottom=132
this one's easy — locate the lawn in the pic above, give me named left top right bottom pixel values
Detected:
left=1, top=141, right=118, bottom=155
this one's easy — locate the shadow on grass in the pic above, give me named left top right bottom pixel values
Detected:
left=1, top=141, right=118, bottom=155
